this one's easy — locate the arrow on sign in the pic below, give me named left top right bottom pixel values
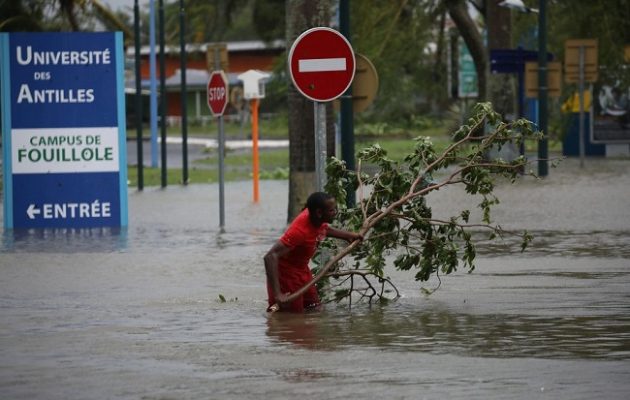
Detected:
left=27, top=204, right=41, bottom=219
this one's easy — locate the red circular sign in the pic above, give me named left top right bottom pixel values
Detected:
left=207, top=71, right=229, bottom=116
left=288, top=27, right=355, bottom=102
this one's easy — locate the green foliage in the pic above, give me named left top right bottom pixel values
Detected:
left=350, top=1, right=442, bottom=120
left=252, top=0, right=284, bottom=42
left=259, top=167, right=289, bottom=180
left=320, top=102, right=542, bottom=306
left=217, top=294, right=238, bottom=303
left=513, top=1, right=630, bottom=86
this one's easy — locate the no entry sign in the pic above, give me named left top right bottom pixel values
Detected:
left=288, top=27, right=355, bottom=102
left=207, top=70, right=228, bottom=116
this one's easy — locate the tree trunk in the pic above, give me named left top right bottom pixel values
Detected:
left=486, top=0, right=515, bottom=119
left=430, top=6, right=448, bottom=112
left=285, top=0, right=333, bottom=222
left=445, top=0, right=487, bottom=101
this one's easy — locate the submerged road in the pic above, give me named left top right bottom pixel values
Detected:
left=1, top=157, right=629, bottom=399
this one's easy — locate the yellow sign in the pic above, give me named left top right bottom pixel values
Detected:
left=524, top=61, right=562, bottom=98
left=564, top=39, right=598, bottom=83
left=334, top=53, right=379, bottom=113
left=206, top=43, right=229, bottom=71
left=625, top=45, right=630, bottom=63
left=352, top=54, right=379, bottom=113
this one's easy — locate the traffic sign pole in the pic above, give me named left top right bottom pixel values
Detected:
left=218, top=112, right=225, bottom=230
left=236, top=70, right=269, bottom=204
left=207, top=66, right=229, bottom=231
left=314, top=102, right=327, bottom=191
left=215, top=50, right=226, bottom=231
left=288, top=27, right=355, bottom=192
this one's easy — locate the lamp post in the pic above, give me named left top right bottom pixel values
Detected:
left=499, top=0, right=548, bottom=177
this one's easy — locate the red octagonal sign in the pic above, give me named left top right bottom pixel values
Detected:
left=289, top=27, right=355, bottom=102
left=207, top=70, right=229, bottom=116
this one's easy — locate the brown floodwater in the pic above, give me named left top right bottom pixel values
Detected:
left=1, top=158, right=629, bottom=399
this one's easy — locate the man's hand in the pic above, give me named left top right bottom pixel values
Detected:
left=351, top=232, right=364, bottom=242
left=327, top=227, right=364, bottom=243
left=275, top=292, right=291, bottom=304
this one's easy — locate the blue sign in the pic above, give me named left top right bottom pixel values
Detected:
left=490, top=48, right=553, bottom=74
left=1, top=32, right=128, bottom=229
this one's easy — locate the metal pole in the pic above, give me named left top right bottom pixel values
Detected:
left=218, top=114, right=225, bottom=231
left=149, top=0, right=158, bottom=168
left=179, top=0, right=189, bottom=184
left=158, top=0, right=167, bottom=187
left=252, top=99, right=260, bottom=203
left=537, top=0, right=548, bottom=176
left=339, top=0, right=355, bottom=206
left=578, top=45, right=585, bottom=168
left=134, top=0, right=144, bottom=190
left=215, top=49, right=225, bottom=230
left=314, top=102, right=327, bottom=191
left=518, top=68, right=525, bottom=157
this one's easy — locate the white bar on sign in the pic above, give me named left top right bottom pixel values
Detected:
left=299, top=58, right=346, bottom=73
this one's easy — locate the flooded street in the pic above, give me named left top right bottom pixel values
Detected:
left=1, top=158, right=630, bottom=399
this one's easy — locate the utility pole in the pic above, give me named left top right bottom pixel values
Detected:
left=537, top=0, right=548, bottom=176
left=339, top=0, right=355, bottom=206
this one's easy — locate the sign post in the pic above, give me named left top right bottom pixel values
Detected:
left=237, top=69, right=269, bottom=203
left=207, top=69, right=228, bottom=231
left=1, top=32, right=128, bottom=229
left=524, top=61, right=562, bottom=98
left=565, top=39, right=599, bottom=168
left=288, top=27, right=355, bottom=191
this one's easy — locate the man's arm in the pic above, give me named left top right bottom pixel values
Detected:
left=264, top=241, right=293, bottom=304
left=326, top=226, right=363, bottom=243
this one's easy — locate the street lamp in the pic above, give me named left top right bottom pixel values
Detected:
left=498, top=0, right=538, bottom=14
left=500, top=0, right=548, bottom=177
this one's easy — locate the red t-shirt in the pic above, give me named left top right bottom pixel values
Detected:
left=279, top=208, right=328, bottom=277
left=267, top=209, right=328, bottom=312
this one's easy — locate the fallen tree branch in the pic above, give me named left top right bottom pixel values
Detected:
left=271, top=102, right=545, bottom=310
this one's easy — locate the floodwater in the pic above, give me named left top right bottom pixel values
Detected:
left=1, top=158, right=630, bottom=399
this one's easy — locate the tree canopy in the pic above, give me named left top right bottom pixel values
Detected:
left=4, top=0, right=628, bottom=118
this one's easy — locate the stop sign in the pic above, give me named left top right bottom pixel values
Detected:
left=207, top=70, right=229, bottom=116
left=288, top=27, right=355, bottom=102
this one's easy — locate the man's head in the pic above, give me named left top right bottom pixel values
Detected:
left=306, top=192, right=337, bottom=225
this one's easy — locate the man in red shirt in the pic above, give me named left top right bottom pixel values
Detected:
left=264, top=192, right=362, bottom=312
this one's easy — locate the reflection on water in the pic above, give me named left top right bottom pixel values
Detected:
left=1, top=227, right=278, bottom=254
left=478, top=230, right=630, bottom=258
left=2, top=227, right=129, bottom=253
left=266, top=304, right=630, bottom=360
left=3, top=228, right=629, bottom=258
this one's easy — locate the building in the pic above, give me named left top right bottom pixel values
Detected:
left=125, top=40, right=284, bottom=124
